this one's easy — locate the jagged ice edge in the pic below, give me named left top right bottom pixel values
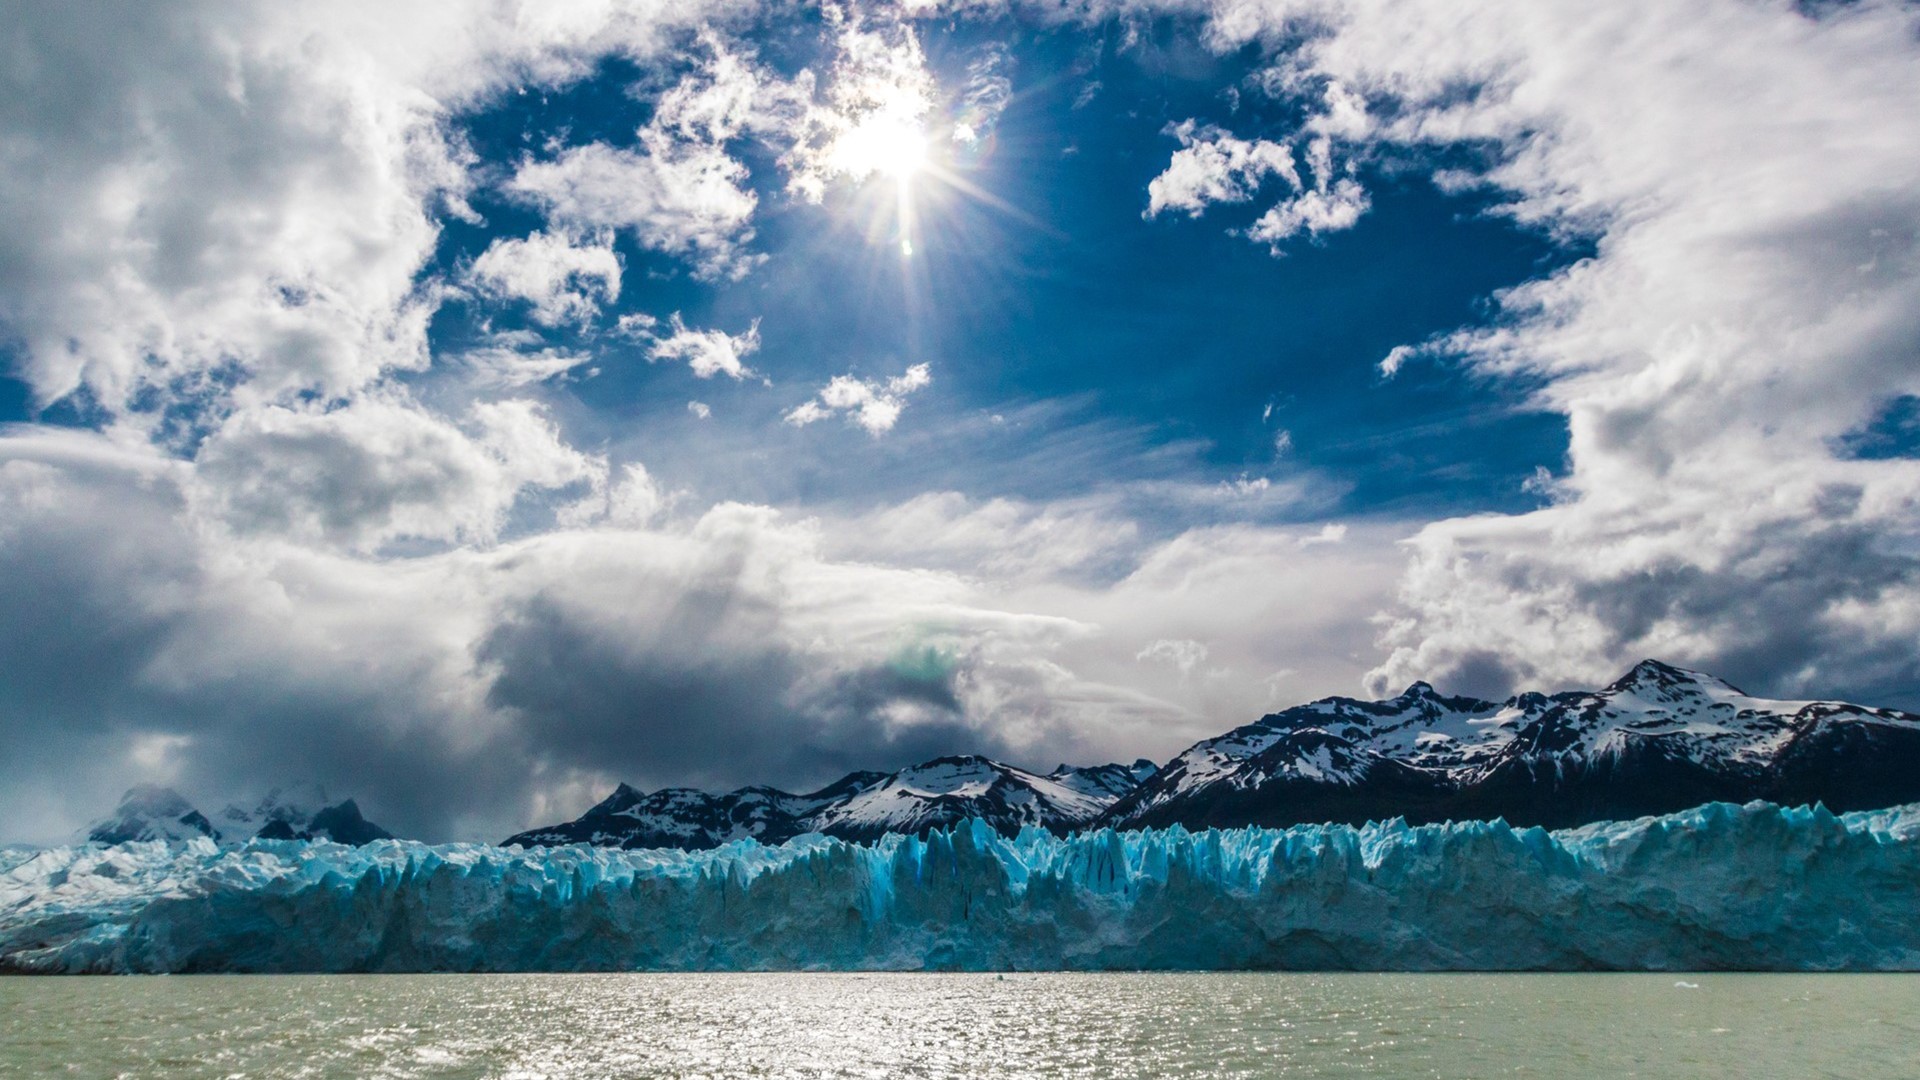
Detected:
left=5, top=800, right=1920, bottom=972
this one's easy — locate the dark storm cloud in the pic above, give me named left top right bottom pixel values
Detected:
left=0, top=441, right=532, bottom=843
left=480, top=591, right=999, bottom=797
left=0, top=439, right=1121, bottom=844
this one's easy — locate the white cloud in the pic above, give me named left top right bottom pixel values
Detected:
left=507, top=136, right=760, bottom=282
left=784, top=17, right=938, bottom=199
left=466, top=230, right=620, bottom=327
left=1218, top=474, right=1272, bottom=497
left=192, top=396, right=602, bottom=552
left=607, top=463, right=667, bottom=526
left=1246, top=177, right=1371, bottom=245
left=1146, top=84, right=1372, bottom=248
left=1137, top=638, right=1209, bottom=676
left=647, top=31, right=812, bottom=146
left=1125, top=0, right=1920, bottom=701
left=0, top=6, right=441, bottom=412
left=640, top=313, right=762, bottom=380
left=1378, top=344, right=1421, bottom=377
left=0, top=2, right=737, bottom=416
left=829, top=491, right=1141, bottom=582
left=456, top=344, right=594, bottom=389
left=785, top=363, right=932, bottom=435
left=687, top=401, right=713, bottom=419
left=952, top=44, right=1013, bottom=149
left=499, top=29, right=825, bottom=283
left=1145, top=120, right=1299, bottom=217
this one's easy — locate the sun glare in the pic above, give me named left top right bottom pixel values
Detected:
left=828, top=102, right=929, bottom=184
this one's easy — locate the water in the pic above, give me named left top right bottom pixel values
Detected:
left=2, top=973, right=1917, bottom=1078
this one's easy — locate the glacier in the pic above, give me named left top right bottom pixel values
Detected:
left=5, top=800, right=1920, bottom=973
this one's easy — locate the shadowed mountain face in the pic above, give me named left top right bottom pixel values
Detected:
left=509, top=661, right=1920, bottom=849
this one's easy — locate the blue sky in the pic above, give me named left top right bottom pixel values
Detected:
left=2, top=0, right=1918, bottom=843
left=402, top=19, right=1574, bottom=522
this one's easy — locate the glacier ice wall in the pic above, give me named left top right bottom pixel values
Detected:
left=5, top=801, right=1920, bottom=973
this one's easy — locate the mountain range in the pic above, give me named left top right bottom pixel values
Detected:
left=78, top=661, right=1920, bottom=851
left=85, top=784, right=393, bottom=847
left=1104, top=659, right=1920, bottom=832
left=503, top=660, right=1920, bottom=848
left=500, top=758, right=1157, bottom=849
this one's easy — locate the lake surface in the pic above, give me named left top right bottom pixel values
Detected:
left=2, top=972, right=1916, bottom=1078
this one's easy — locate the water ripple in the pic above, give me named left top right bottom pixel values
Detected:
left=3, top=973, right=1917, bottom=1078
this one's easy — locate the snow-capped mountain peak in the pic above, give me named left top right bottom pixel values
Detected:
left=215, top=783, right=333, bottom=841
left=1603, top=658, right=1747, bottom=698
left=85, top=785, right=394, bottom=847
left=506, top=753, right=1159, bottom=850
left=1106, top=661, right=1920, bottom=832
left=1047, top=759, right=1159, bottom=800
left=83, top=785, right=220, bottom=846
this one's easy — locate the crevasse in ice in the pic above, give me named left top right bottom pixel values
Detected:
left=5, top=800, right=1919, bottom=973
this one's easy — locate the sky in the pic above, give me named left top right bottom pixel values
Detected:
left=2, top=0, right=1919, bottom=844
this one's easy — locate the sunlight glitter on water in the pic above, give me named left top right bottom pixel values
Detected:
left=4, top=973, right=1920, bottom=1079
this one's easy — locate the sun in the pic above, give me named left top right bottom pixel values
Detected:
left=825, top=97, right=930, bottom=185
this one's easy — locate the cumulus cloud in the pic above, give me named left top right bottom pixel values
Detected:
left=507, top=137, right=760, bottom=282
left=1246, top=177, right=1371, bottom=244
left=466, top=230, right=621, bottom=327
left=647, top=31, right=813, bottom=146
left=785, top=363, right=933, bottom=435
left=1122, top=0, right=1920, bottom=702
left=192, top=397, right=602, bottom=552
left=1145, top=120, right=1298, bottom=217
left=1146, top=84, right=1372, bottom=248
left=0, top=1, right=734, bottom=415
left=497, top=28, right=826, bottom=283
left=0, top=5, right=440, bottom=412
